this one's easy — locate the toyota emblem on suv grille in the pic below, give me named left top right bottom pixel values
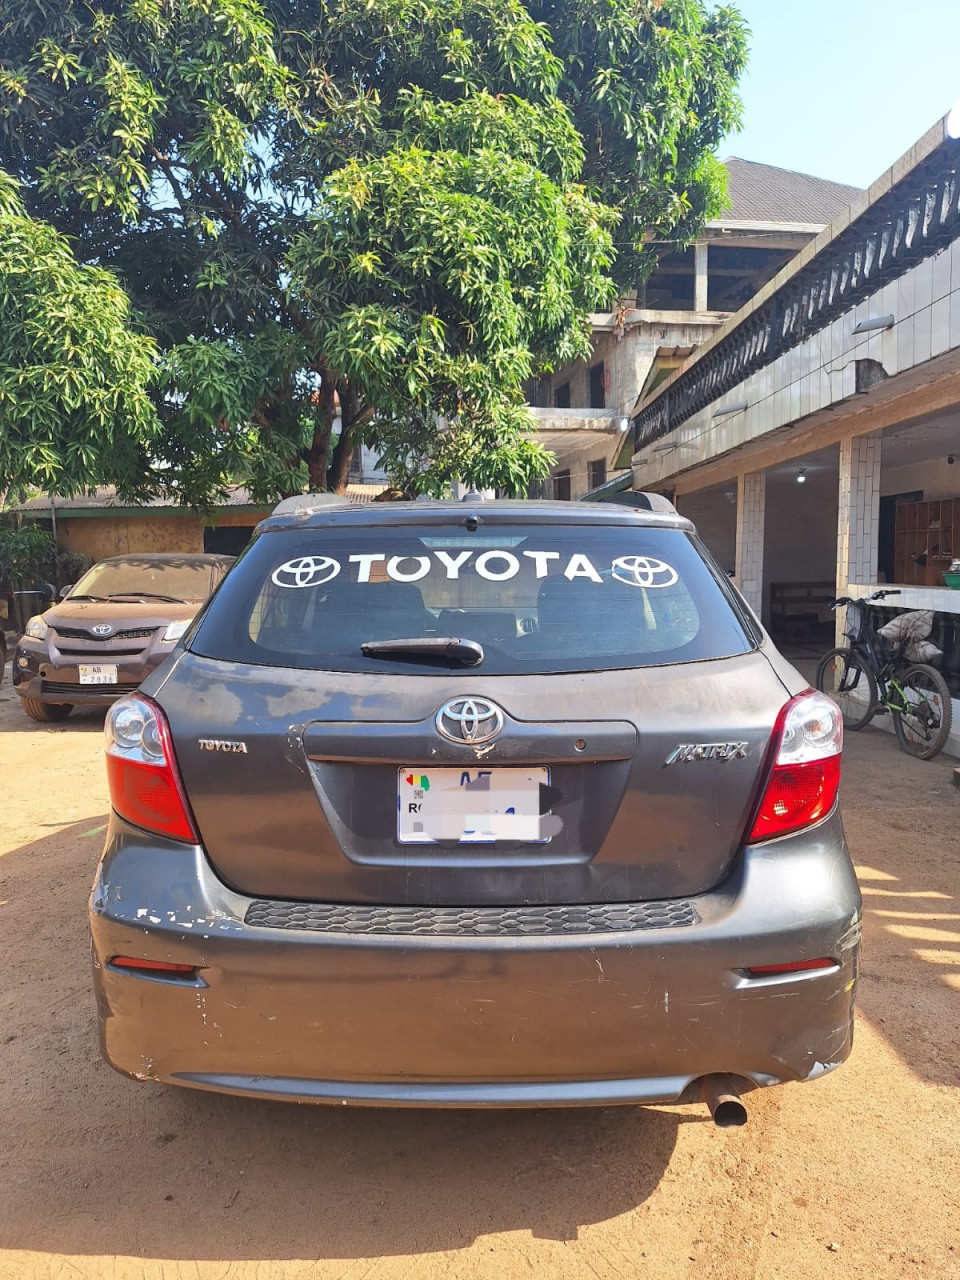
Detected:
left=92, top=623, right=113, bottom=636
left=435, top=697, right=505, bottom=745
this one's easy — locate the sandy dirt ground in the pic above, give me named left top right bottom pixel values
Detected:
left=1, top=660, right=959, bottom=1280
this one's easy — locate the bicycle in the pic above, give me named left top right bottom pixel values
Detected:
left=815, top=589, right=953, bottom=760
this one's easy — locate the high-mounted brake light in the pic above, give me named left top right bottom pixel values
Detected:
left=748, top=691, right=843, bottom=843
left=105, top=695, right=199, bottom=843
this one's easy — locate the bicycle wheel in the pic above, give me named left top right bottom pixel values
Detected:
left=892, top=664, right=952, bottom=760
left=815, top=647, right=879, bottom=730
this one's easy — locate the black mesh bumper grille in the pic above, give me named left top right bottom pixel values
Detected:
left=244, top=898, right=699, bottom=937
left=41, top=680, right=141, bottom=697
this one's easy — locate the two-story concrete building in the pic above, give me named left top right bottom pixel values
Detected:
left=528, top=158, right=861, bottom=499
left=621, top=108, right=960, bottom=754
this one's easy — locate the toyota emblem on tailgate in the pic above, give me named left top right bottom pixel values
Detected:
left=436, top=697, right=505, bottom=745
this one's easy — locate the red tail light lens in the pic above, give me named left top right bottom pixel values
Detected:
left=748, top=691, right=843, bottom=843
left=105, top=696, right=199, bottom=843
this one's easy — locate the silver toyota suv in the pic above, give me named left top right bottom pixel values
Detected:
left=89, top=496, right=860, bottom=1125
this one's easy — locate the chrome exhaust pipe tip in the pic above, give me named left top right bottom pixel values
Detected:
left=700, top=1073, right=748, bottom=1127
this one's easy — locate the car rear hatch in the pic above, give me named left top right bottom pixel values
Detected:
left=158, top=509, right=791, bottom=906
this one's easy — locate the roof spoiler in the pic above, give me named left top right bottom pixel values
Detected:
left=270, top=493, right=354, bottom=518
left=604, top=490, right=678, bottom=514
left=640, top=491, right=677, bottom=514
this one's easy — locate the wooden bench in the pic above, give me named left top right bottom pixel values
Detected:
left=769, top=582, right=835, bottom=644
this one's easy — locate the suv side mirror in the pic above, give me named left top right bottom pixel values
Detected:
left=59, top=583, right=74, bottom=600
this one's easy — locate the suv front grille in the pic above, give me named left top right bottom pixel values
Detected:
left=244, top=899, right=698, bottom=937
left=56, top=647, right=144, bottom=657
left=53, top=626, right=158, bottom=641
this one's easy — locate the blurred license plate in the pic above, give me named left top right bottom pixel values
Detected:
left=398, top=766, right=550, bottom=844
left=79, top=664, right=118, bottom=685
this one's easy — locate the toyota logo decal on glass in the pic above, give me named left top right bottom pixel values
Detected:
left=92, top=623, right=113, bottom=636
left=435, top=697, right=505, bottom=745
left=611, top=556, right=679, bottom=589
left=271, top=556, right=342, bottom=589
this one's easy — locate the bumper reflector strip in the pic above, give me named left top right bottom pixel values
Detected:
left=746, top=958, right=836, bottom=976
left=110, top=956, right=197, bottom=977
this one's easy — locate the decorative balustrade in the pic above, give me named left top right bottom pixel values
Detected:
left=633, top=139, right=960, bottom=451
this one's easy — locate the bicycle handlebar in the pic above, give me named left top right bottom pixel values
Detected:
left=828, top=589, right=902, bottom=611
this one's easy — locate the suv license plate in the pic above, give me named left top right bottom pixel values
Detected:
left=79, top=664, right=118, bottom=685
left=398, top=766, right=550, bottom=845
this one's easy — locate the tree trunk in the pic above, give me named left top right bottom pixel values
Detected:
left=306, top=373, right=336, bottom=490
left=329, top=381, right=361, bottom=495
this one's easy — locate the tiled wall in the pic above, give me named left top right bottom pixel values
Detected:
left=735, top=473, right=766, bottom=614
left=838, top=433, right=882, bottom=586
left=836, top=433, right=882, bottom=643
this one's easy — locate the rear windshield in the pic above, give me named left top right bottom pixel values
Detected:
left=71, top=557, right=221, bottom=603
left=189, top=524, right=753, bottom=674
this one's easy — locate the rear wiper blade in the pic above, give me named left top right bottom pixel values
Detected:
left=361, top=637, right=484, bottom=667
left=105, top=592, right=187, bottom=603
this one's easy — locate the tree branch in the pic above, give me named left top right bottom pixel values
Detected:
left=149, top=148, right=193, bottom=221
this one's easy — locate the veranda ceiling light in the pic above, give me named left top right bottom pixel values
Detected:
left=796, top=467, right=807, bottom=485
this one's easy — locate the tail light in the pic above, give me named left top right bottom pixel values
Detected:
left=748, top=691, right=842, bottom=843
left=105, top=695, right=199, bottom=843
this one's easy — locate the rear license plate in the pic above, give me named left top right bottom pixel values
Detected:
left=398, top=766, right=551, bottom=844
left=78, top=664, right=118, bottom=685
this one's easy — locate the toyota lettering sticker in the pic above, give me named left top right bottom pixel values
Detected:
left=270, top=551, right=680, bottom=588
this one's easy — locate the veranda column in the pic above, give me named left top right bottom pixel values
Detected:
left=836, top=432, right=883, bottom=644
left=694, top=241, right=709, bottom=313
left=735, top=471, right=766, bottom=617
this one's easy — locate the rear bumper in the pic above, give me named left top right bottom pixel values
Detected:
left=89, top=811, right=861, bottom=1107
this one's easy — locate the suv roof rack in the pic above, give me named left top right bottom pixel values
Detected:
left=270, top=493, right=354, bottom=518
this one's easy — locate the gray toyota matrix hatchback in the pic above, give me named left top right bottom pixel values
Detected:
left=90, top=496, right=860, bottom=1123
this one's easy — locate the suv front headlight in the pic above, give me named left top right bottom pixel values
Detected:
left=162, top=619, right=191, bottom=643
left=24, top=615, right=48, bottom=641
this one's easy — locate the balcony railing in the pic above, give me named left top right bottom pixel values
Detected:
left=633, top=136, right=960, bottom=451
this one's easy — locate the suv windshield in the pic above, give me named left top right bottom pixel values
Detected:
left=190, top=524, right=753, bottom=674
left=71, top=558, right=218, bottom=603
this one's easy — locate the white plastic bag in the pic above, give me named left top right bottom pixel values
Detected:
left=876, top=610, right=942, bottom=662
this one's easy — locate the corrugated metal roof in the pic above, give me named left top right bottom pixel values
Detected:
left=13, top=483, right=388, bottom=514
left=13, top=485, right=264, bottom=513
left=720, top=158, right=861, bottom=227
left=344, top=483, right=390, bottom=505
